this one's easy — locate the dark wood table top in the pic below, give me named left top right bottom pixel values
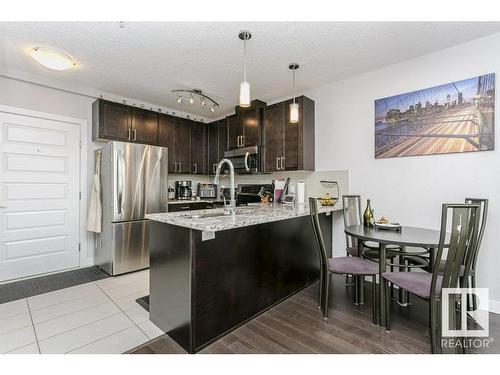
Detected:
left=345, top=224, right=446, bottom=248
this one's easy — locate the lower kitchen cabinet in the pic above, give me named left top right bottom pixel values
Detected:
left=168, top=201, right=214, bottom=212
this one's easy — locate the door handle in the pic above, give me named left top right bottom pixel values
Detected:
left=132, top=129, right=137, bottom=141
left=281, top=157, right=285, bottom=170
left=244, top=152, right=250, bottom=172
left=127, top=128, right=132, bottom=140
left=193, top=163, right=197, bottom=174
left=241, top=135, right=245, bottom=147
left=178, top=162, right=182, bottom=172
left=276, top=157, right=280, bottom=171
left=237, top=136, right=241, bottom=147
left=213, top=163, right=217, bottom=174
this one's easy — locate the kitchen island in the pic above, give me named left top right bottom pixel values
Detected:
left=146, top=202, right=339, bottom=353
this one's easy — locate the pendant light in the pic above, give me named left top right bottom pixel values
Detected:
left=289, top=63, right=300, bottom=123
left=239, top=30, right=252, bottom=107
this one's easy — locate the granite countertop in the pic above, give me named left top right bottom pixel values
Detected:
left=167, top=199, right=215, bottom=204
left=146, top=202, right=341, bottom=232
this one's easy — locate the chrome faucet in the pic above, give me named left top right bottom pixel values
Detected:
left=213, top=158, right=236, bottom=214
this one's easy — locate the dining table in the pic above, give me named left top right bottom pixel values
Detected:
left=344, top=224, right=445, bottom=326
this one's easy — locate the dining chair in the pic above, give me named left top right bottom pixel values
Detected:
left=342, top=195, right=398, bottom=298
left=310, top=198, right=378, bottom=323
left=406, top=198, right=488, bottom=310
left=381, top=203, right=481, bottom=353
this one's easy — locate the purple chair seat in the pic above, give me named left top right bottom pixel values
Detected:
left=328, top=257, right=378, bottom=275
left=347, top=246, right=396, bottom=259
left=382, top=272, right=442, bottom=299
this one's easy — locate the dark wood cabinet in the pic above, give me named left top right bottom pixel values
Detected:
left=226, top=113, right=241, bottom=149
left=93, top=100, right=132, bottom=142
left=217, top=120, right=227, bottom=163
left=168, top=201, right=214, bottom=212
left=158, top=114, right=176, bottom=173
left=131, top=108, right=158, bottom=145
left=174, top=118, right=192, bottom=174
left=226, top=100, right=266, bottom=149
left=207, top=120, right=228, bottom=174
left=263, top=102, right=285, bottom=172
left=191, top=121, right=207, bottom=175
left=263, top=96, right=315, bottom=172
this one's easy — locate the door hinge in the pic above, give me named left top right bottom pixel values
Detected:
left=79, top=192, right=82, bottom=200
left=79, top=140, right=82, bottom=149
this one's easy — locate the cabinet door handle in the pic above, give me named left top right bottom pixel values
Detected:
left=281, top=157, right=285, bottom=170
left=127, top=128, right=132, bottom=140
left=213, top=163, right=217, bottom=174
left=276, top=157, right=280, bottom=171
left=132, top=129, right=137, bottom=141
left=241, top=135, right=245, bottom=147
left=179, top=162, right=182, bottom=172
left=193, top=163, right=197, bottom=174
left=237, top=136, right=241, bottom=147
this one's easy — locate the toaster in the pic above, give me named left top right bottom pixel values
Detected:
left=197, top=183, right=218, bottom=199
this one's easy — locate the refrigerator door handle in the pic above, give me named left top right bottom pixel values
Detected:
left=116, top=150, right=124, bottom=216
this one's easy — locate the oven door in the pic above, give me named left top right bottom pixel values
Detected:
left=224, top=146, right=260, bottom=173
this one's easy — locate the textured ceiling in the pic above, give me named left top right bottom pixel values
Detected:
left=1, top=22, right=500, bottom=118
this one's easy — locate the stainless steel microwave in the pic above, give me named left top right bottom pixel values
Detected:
left=224, top=146, right=261, bottom=173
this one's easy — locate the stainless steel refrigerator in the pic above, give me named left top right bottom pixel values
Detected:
left=94, top=142, right=168, bottom=275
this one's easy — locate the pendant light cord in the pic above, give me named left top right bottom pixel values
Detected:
left=243, top=38, right=247, bottom=82
left=292, top=68, right=296, bottom=104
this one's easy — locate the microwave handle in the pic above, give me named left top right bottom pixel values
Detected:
left=244, top=152, right=250, bottom=172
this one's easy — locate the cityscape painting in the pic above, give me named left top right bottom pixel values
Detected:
left=375, top=73, right=495, bottom=159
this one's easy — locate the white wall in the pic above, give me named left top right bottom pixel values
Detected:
left=0, top=75, right=97, bottom=266
left=305, top=32, right=500, bottom=311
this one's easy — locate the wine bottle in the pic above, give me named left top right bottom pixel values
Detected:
left=363, top=199, right=373, bottom=228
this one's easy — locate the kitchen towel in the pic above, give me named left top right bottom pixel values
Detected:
left=87, top=150, right=102, bottom=233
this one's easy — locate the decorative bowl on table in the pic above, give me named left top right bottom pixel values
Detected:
left=318, top=193, right=338, bottom=207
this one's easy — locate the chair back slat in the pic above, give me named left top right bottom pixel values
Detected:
left=309, top=198, right=329, bottom=268
left=342, top=195, right=362, bottom=248
left=464, top=198, right=488, bottom=276
left=431, top=204, right=480, bottom=298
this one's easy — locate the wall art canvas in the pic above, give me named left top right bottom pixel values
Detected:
left=375, top=73, right=495, bottom=159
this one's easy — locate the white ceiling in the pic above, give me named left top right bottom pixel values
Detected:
left=1, top=22, right=500, bottom=118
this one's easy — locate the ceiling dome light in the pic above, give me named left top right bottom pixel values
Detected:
left=238, top=31, right=252, bottom=108
left=31, top=47, right=76, bottom=71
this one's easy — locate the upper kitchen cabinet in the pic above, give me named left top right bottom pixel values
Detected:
left=158, top=114, right=192, bottom=173
left=158, top=113, right=176, bottom=172
left=173, top=117, right=192, bottom=174
left=207, top=119, right=228, bottom=174
left=131, top=108, right=159, bottom=145
left=93, top=99, right=158, bottom=145
left=93, top=99, right=132, bottom=142
left=191, top=121, right=207, bottom=175
left=263, top=96, right=315, bottom=172
left=227, top=100, right=266, bottom=149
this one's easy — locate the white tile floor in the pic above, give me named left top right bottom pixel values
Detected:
left=0, top=269, right=164, bottom=354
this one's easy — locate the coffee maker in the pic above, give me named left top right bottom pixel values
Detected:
left=175, top=181, right=192, bottom=200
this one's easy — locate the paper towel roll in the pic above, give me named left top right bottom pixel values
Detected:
left=297, top=180, right=305, bottom=204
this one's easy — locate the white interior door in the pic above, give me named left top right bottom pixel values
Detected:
left=0, top=112, right=81, bottom=282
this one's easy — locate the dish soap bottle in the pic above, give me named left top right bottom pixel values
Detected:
left=363, top=199, right=374, bottom=228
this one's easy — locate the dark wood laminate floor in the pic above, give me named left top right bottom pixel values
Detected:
left=130, top=274, right=500, bottom=354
